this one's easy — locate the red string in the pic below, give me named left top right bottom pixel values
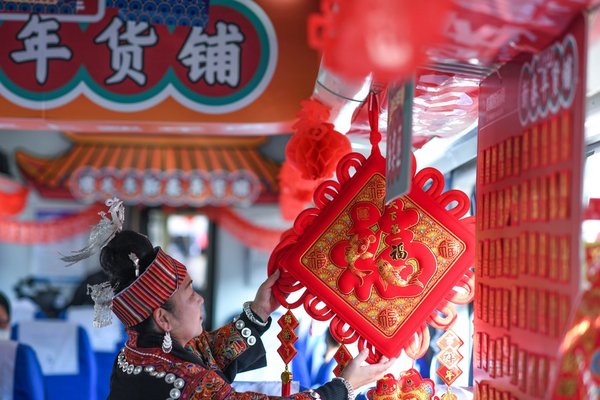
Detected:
left=367, top=92, right=382, bottom=155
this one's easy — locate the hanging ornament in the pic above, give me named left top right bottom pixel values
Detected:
left=435, top=329, right=464, bottom=399
left=277, top=309, right=299, bottom=396
left=268, top=92, right=475, bottom=362
left=285, top=98, right=351, bottom=181
left=397, top=369, right=436, bottom=400
left=308, top=0, right=453, bottom=81
left=366, top=373, right=400, bottom=400
left=332, top=343, right=353, bottom=376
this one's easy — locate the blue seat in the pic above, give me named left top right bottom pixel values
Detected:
left=66, top=306, right=125, bottom=400
left=13, top=320, right=97, bottom=400
left=0, top=340, right=46, bottom=400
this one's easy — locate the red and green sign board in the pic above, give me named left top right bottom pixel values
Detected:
left=0, top=0, right=320, bottom=133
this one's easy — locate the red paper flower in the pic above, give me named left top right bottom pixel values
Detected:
left=286, top=99, right=351, bottom=181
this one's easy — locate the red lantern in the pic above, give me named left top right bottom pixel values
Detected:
left=285, top=98, right=352, bottom=181
left=308, top=0, right=452, bottom=81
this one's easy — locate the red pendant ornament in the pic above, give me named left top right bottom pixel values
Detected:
left=435, top=329, right=464, bottom=399
left=332, top=344, right=352, bottom=376
left=269, top=92, right=475, bottom=363
left=277, top=309, right=299, bottom=396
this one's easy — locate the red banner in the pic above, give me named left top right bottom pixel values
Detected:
left=0, top=205, right=102, bottom=244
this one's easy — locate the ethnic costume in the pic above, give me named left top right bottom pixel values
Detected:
left=63, top=199, right=354, bottom=400
left=109, top=311, right=350, bottom=400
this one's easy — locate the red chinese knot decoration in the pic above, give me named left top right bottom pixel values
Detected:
left=268, top=93, right=475, bottom=363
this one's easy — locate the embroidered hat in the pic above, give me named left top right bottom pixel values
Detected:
left=62, top=197, right=188, bottom=328
left=112, top=248, right=187, bottom=327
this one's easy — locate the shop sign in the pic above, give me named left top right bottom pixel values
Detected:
left=0, top=0, right=105, bottom=22
left=0, top=0, right=277, bottom=114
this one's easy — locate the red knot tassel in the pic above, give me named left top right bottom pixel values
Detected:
left=281, top=365, right=292, bottom=396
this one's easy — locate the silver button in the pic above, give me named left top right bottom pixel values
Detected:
left=127, top=365, right=134, bottom=374
left=174, top=378, right=185, bottom=389
left=170, top=388, right=181, bottom=399
left=247, top=336, right=256, bottom=346
left=241, top=327, right=251, bottom=338
left=165, top=373, right=176, bottom=384
left=235, top=319, right=245, bottom=330
left=156, top=371, right=166, bottom=378
left=134, top=366, right=142, bottom=375
left=145, top=366, right=155, bottom=373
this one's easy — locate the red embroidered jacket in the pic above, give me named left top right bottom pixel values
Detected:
left=108, top=312, right=349, bottom=400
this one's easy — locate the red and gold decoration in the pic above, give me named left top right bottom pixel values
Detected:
left=285, top=98, right=352, bottom=181
left=551, top=242, right=600, bottom=399
left=367, top=370, right=436, bottom=400
left=435, top=329, right=464, bottom=399
left=277, top=309, right=299, bottom=396
left=268, top=92, right=475, bottom=364
left=332, top=344, right=352, bottom=377
left=473, top=14, right=587, bottom=399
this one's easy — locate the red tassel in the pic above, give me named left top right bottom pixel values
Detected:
left=281, top=366, right=293, bottom=396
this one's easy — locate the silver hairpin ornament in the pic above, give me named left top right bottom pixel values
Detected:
left=129, top=252, right=140, bottom=277
left=61, top=197, right=125, bottom=266
left=87, top=282, right=115, bottom=327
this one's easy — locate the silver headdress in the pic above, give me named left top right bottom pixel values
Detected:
left=61, top=197, right=125, bottom=266
left=87, top=282, right=114, bottom=327
left=62, top=197, right=125, bottom=327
